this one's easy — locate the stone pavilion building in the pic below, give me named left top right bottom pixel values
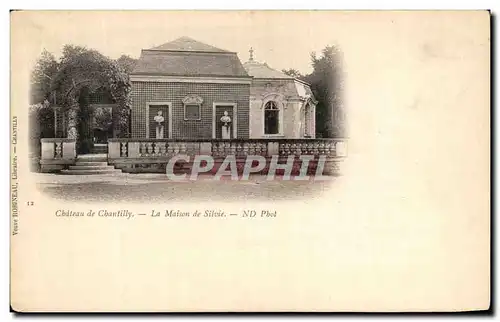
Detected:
left=129, top=36, right=317, bottom=140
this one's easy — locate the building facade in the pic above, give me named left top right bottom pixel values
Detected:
left=130, top=37, right=316, bottom=140
left=50, top=37, right=317, bottom=143
left=243, top=49, right=316, bottom=139
left=39, top=38, right=351, bottom=174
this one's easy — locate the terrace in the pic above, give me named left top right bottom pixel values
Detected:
left=39, top=138, right=348, bottom=175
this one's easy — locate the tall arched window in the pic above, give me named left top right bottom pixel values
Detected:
left=264, top=101, right=280, bottom=135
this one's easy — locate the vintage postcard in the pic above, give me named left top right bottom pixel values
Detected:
left=10, top=10, right=490, bottom=312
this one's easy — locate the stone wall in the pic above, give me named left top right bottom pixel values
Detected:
left=131, top=81, right=250, bottom=139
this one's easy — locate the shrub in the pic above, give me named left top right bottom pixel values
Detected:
left=29, top=102, right=54, bottom=172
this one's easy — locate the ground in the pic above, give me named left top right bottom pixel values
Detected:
left=34, top=173, right=337, bottom=202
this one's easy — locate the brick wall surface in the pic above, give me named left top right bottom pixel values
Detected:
left=131, top=82, right=250, bottom=139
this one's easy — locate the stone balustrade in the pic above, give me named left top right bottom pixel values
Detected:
left=39, top=138, right=77, bottom=172
left=38, top=138, right=347, bottom=175
left=278, top=140, right=347, bottom=157
left=108, top=138, right=347, bottom=174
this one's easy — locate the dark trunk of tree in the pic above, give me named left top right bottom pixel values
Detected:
left=77, top=86, right=94, bottom=154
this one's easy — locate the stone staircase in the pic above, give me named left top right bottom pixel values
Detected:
left=61, top=154, right=122, bottom=175
left=91, top=143, right=108, bottom=154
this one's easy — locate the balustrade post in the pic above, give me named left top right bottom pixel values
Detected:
left=62, top=141, right=76, bottom=160
left=200, top=142, right=212, bottom=156
left=128, top=142, right=140, bottom=158
left=40, top=138, right=76, bottom=173
left=40, top=140, right=55, bottom=160
left=108, top=141, right=121, bottom=158
left=267, top=141, right=280, bottom=157
left=336, top=141, right=347, bottom=157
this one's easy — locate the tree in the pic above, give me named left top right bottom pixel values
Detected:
left=49, top=45, right=131, bottom=153
left=30, top=49, right=59, bottom=104
left=29, top=51, right=60, bottom=170
left=93, top=107, right=113, bottom=131
left=282, top=68, right=304, bottom=79
left=29, top=101, right=55, bottom=171
left=281, top=46, right=345, bottom=138
left=116, top=55, right=138, bottom=74
left=304, top=45, right=345, bottom=138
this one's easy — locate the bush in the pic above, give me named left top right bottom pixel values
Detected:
left=29, top=103, right=54, bottom=172
left=77, top=138, right=93, bottom=154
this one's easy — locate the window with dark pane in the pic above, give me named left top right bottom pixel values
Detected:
left=264, top=101, right=279, bottom=135
left=184, top=104, right=201, bottom=120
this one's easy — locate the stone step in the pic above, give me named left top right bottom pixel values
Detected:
left=92, top=147, right=108, bottom=153
left=74, top=161, right=109, bottom=167
left=92, top=144, right=108, bottom=151
left=76, top=154, right=108, bottom=162
left=77, top=154, right=107, bottom=158
left=76, top=157, right=108, bottom=160
left=69, top=165, right=116, bottom=170
left=75, top=158, right=108, bottom=163
left=91, top=149, right=108, bottom=154
left=60, top=169, right=122, bottom=175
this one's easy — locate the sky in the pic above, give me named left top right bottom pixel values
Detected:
left=15, top=11, right=353, bottom=75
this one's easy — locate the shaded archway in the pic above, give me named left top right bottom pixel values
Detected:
left=50, top=46, right=131, bottom=154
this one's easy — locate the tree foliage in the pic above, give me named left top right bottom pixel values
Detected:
left=303, top=45, right=345, bottom=138
left=283, top=45, right=345, bottom=138
left=51, top=45, right=131, bottom=107
left=281, top=68, right=304, bottom=79
left=30, top=45, right=133, bottom=154
left=29, top=101, right=55, bottom=171
left=116, top=55, right=138, bottom=74
left=30, top=49, right=59, bottom=104
left=93, top=107, right=113, bottom=131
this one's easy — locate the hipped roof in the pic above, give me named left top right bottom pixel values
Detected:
left=131, top=37, right=249, bottom=77
left=148, top=36, right=231, bottom=53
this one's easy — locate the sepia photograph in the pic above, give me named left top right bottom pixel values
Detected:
left=29, top=24, right=347, bottom=202
left=10, top=10, right=490, bottom=313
